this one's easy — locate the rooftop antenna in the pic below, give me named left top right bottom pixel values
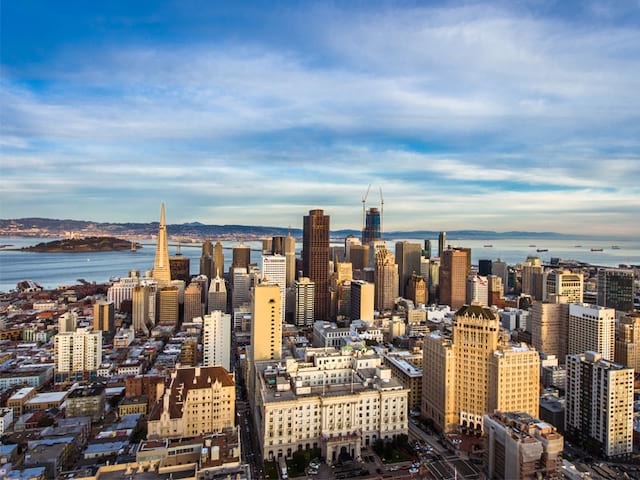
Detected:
left=379, top=186, right=384, bottom=240
left=362, top=184, right=371, bottom=237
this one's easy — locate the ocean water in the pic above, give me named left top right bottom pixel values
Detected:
left=0, top=236, right=638, bottom=293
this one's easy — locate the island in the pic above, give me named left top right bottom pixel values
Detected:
left=21, top=236, right=141, bottom=253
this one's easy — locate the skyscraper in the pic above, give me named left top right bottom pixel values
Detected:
left=406, top=273, right=427, bottom=306
left=478, top=259, right=492, bottom=276
left=395, top=241, right=421, bottom=298
left=350, top=280, right=374, bottom=321
left=213, top=240, right=225, bottom=278
left=132, top=283, right=153, bottom=335
left=422, top=239, right=432, bottom=259
left=294, top=277, right=315, bottom=327
left=262, top=254, right=287, bottom=322
left=362, top=207, right=381, bottom=244
left=374, top=248, right=399, bottom=312
left=183, top=282, right=203, bottom=322
left=566, top=352, right=633, bottom=458
left=439, top=249, right=469, bottom=310
left=93, top=300, right=114, bottom=334
left=465, top=275, right=488, bottom=306
left=207, top=274, right=227, bottom=313
left=544, top=270, right=583, bottom=303
left=251, top=282, right=282, bottom=362
left=231, top=244, right=251, bottom=272
left=530, top=296, right=569, bottom=361
left=158, top=286, right=179, bottom=324
left=615, top=313, right=640, bottom=372
left=169, top=253, right=190, bottom=283
left=202, top=311, right=232, bottom=370
left=152, top=203, right=172, bottom=287
left=597, top=268, right=634, bottom=312
left=438, top=231, right=446, bottom=258
left=302, top=209, right=330, bottom=321
left=568, top=303, right=615, bottom=361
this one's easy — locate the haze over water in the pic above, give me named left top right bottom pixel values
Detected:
left=1, top=236, right=638, bottom=293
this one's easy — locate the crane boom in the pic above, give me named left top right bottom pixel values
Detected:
left=362, top=184, right=372, bottom=233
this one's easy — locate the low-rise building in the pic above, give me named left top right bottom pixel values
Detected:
left=7, top=387, right=37, bottom=416
left=118, top=395, right=148, bottom=417
left=65, top=385, right=106, bottom=421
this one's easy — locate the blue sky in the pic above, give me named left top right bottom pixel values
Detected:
left=1, top=1, right=639, bottom=236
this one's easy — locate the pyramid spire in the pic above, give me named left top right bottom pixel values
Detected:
left=152, top=202, right=172, bottom=286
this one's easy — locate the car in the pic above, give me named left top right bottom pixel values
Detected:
left=409, top=467, right=419, bottom=474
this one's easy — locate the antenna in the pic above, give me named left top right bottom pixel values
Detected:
left=379, top=186, right=384, bottom=240
left=362, top=184, right=371, bottom=238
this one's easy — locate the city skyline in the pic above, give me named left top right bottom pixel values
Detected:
left=2, top=1, right=640, bottom=236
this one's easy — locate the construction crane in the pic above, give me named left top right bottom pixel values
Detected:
left=362, top=184, right=372, bottom=233
left=379, top=186, right=384, bottom=240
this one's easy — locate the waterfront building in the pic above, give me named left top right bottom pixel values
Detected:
left=302, top=209, right=330, bottom=321
left=148, top=366, right=235, bottom=439
left=597, top=268, right=634, bottom=312
left=567, top=303, right=615, bottom=361
left=566, top=352, right=633, bottom=458
left=202, top=311, right=231, bottom=370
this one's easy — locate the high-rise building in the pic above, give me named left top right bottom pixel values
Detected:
left=466, top=275, right=489, bottom=306
left=147, top=366, right=235, bottom=439
left=438, top=232, right=446, bottom=258
left=231, top=268, right=250, bottom=310
left=284, top=234, right=296, bottom=287
left=597, top=268, right=634, bottom=312
left=530, top=297, right=569, bottom=361
left=262, top=254, right=287, bottom=322
left=374, top=248, right=399, bottom=312
left=202, top=311, right=231, bottom=370
left=183, top=282, right=203, bottom=322
left=492, top=258, right=508, bottom=293
left=302, top=209, right=330, bottom=321
left=250, top=282, right=282, bottom=362
left=93, top=300, right=115, bottom=334
left=54, top=327, right=102, bottom=383
left=344, top=235, right=361, bottom=262
left=487, top=274, right=505, bottom=308
left=152, top=203, right=172, bottom=287
left=439, top=249, right=469, bottom=309
left=395, top=241, right=421, bottom=298
left=213, top=240, right=225, bottom=278
left=566, top=352, right=633, bottom=458
left=406, top=273, right=427, bottom=306
left=262, top=237, right=273, bottom=255
left=107, top=276, right=139, bottom=310
left=422, top=304, right=540, bottom=433
left=568, top=303, right=615, bottom=361
left=521, top=257, right=543, bottom=299
left=350, top=244, right=370, bottom=271
left=132, top=283, right=156, bottom=335
left=231, top=244, right=251, bottom=273
left=169, top=254, right=190, bottom=283
left=615, top=313, right=640, bottom=372
left=485, top=411, right=564, bottom=480
left=478, top=259, right=492, bottom=276
left=351, top=280, right=374, bottom=321
left=294, top=277, right=315, bottom=327
left=58, top=311, right=77, bottom=333
left=362, top=207, right=381, bottom=244
left=158, top=286, right=179, bottom=324
left=207, top=274, right=227, bottom=313
left=202, top=239, right=213, bottom=257
left=423, top=239, right=432, bottom=259
left=544, top=270, right=583, bottom=304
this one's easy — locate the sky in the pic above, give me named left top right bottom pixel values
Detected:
left=1, top=1, right=639, bottom=236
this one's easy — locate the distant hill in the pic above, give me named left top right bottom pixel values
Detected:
left=0, top=217, right=607, bottom=240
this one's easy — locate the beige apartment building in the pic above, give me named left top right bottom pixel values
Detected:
left=544, top=270, right=583, bottom=303
left=422, top=304, right=540, bottom=433
left=567, top=303, right=615, bottom=361
left=530, top=296, right=569, bottom=361
left=253, top=348, right=408, bottom=464
left=147, top=366, right=235, bottom=439
left=615, top=313, right=640, bottom=371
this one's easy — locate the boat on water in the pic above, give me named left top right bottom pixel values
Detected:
left=591, top=248, right=603, bottom=252
left=536, top=248, right=548, bottom=252
left=483, top=244, right=493, bottom=248
left=611, top=246, right=621, bottom=250
left=574, top=245, right=582, bottom=248
left=528, top=245, right=536, bottom=248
